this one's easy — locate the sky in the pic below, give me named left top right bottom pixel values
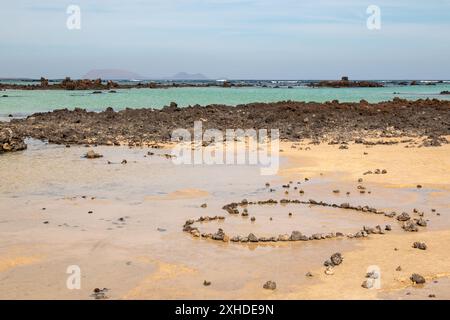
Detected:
left=1, top=0, right=450, bottom=79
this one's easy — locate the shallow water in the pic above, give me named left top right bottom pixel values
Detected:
left=1, top=84, right=450, bottom=117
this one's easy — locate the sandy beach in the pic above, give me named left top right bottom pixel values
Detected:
left=1, top=133, right=449, bottom=299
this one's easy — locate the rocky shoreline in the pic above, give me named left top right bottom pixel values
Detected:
left=0, top=98, right=449, bottom=151
left=0, top=77, right=247, bottom=91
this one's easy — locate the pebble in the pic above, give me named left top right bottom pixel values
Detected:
left=200, top=203, right=207, bottom=208
left=263, top=281, right=277, bottom=290
left=413, top=242, right=427, bottom=250
left=402, top=220, right=419, bottom=232
left=397, top=212, right=411, bottom=221
left=203, top=280, right=211, bottom=286
left=330, top=253, right=343, bottom=266
left=84, top=150, right=103, bottom=159
left=361, top=279, right=374, bottom=289
left=410, top=273, right=426, bottom=284
left=366, top=271, right=379, bottom=279
left=248, top=233, right=258, bottom=242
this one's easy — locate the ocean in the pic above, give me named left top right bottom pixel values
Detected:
left=1, top=80, right=450, bottom=118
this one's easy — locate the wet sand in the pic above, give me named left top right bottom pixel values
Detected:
left=0, top=138, right=449, bottom=299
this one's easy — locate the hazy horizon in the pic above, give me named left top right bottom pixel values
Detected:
left=1, top=0, right=450, bottom=79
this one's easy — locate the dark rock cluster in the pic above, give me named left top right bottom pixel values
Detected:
left=2, top=99, right=449, bottom=149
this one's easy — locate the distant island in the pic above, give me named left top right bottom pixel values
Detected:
left=83, top=69, right=209, bottom=81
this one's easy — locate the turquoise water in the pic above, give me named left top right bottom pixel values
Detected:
left=1, top=85, right=450, bottom=117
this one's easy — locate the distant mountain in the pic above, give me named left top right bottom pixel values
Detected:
left=168, top=72, right=209, bottom=80
left=82, top=69, right=209, bottom=80
left=83, top=69, right=144, bottom=80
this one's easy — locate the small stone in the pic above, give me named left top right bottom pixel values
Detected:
left=263, top=281, right=276, bottom=290
left=361, top=279, right=374, bottom=289
left=84, top=150, right=103, bottom=159
left=396, top=266, right=402, bottom=271
left=417, top=184, right=423, bottom=189
left=416, top=218, right=427, bottom=227
left=200, top=203, right=207, bottom=208
left=250, top=216, right=256, bottom=222
left=413, top=242, right=427, bottom=250
left=212, top=228, right=226, bottom=241
left=385, top=225, right=392, bottom=231
left=330, top=253, right=343, bottom=266
left=248, top=233, right=258, bottom=242
left=397, top=212, right=411, bottom=221
left=305, top=272, right=313, bottom=277
left=402, top=220, right=418, bottom=232
left=290, top=231, right=307, bottom=241
left=410, top=273, right=426, bottom=284
left=121, top=159, right=127, bottom=164
left=203, top=280, right=211, bottom=286
left=278, top=234, right=290, bottom=241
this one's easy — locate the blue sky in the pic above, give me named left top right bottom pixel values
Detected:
left=1, top=0, right=450, bottom=79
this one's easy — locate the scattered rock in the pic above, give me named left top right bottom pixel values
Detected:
left=415, top=218, right=427, bottom=227
left=84, top=150, right=103, bottom=159
left=361, top=280, right=374, bottom=289
left=410, top=273, right=426, bottom=284
left=402, top=220, right=419, bottom=232
left=263, top=281, right=276, bottom=290
left=413, top=242, right=427, bottom=250
left=0, top=128, right=27, bottom=153
left=203, top=280, right=211, bottom=286
left=91, top=287, right=109, bottom=299
left=324, top=266, right=334, bottom=275
left=397, top=212, right=411, bottom=221
left=330, top=253, right=343, bottom=266
left=212, top=228, right=226, bottom=241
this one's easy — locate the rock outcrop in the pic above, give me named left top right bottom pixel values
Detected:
left=0, top=128, right=27, bottom=153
